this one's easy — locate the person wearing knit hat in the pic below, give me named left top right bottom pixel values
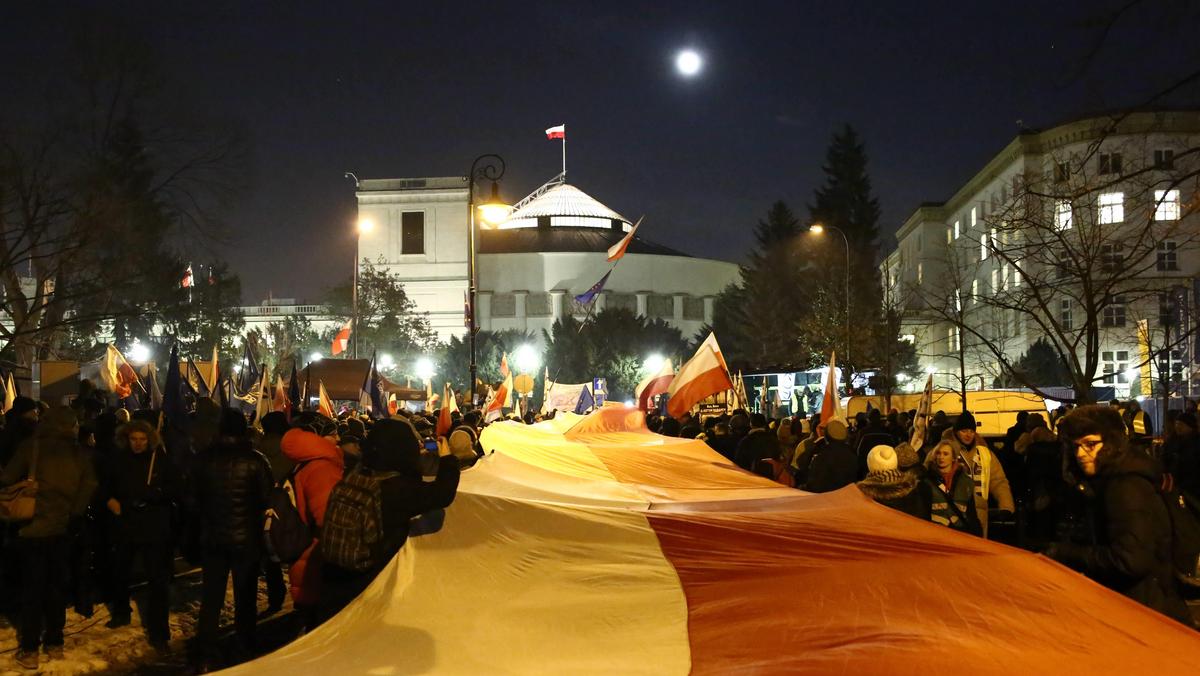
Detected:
left=858, top=444, right=933, bottom=520
left=940, top=410, right=1013, bottom=539
left=448, top=428, right=479, bottom=469
left=803, top=419, right=857, bottom=493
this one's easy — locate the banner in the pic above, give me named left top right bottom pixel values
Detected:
left=544, top=380, right=592, bottom=413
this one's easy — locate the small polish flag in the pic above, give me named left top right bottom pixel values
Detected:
left=331, top=321, right=351, bottom=356
left=607, top=216, right=643, bottom=262
left=545, top=124, right=565, bottom=140
left=181, top=264, right=193, bottom=288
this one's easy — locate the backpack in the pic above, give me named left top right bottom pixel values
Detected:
left=1159, top=483, right=1200, bottom=588
left=263, top=461, right=312, bottom=564
left=320, top=469, right=398, bottom=572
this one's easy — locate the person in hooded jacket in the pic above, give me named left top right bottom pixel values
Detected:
left=803, top=420, right=856, bottom=493
left=191, top=409, right=273, bottom=665
left=1044, top=405, right=1193, bottom=627
left=319, top=418, right=460, bottom=619
left=856, top=444, right=932, bottom=519
left=0, top=407, right=96, bottom=669
left=940, top=412, right=1014, bottom=538
left=279, top=413, right=345, bottom=628
left=103, top=420, right=184, bottom=650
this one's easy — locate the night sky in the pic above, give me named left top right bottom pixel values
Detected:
left=3, top=1, right=1194, bottom=303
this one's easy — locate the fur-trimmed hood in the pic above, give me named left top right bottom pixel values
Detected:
left=857, top=468, right=919, bottom=501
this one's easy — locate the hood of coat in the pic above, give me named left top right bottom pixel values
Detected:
left=857, top=468, right=919, bottom=501
left=280, top=428, right=344, bottom=466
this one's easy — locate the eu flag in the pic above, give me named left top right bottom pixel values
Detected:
left=574, top=270, right=612, bottom=305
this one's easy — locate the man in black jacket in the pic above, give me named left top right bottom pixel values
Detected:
left=804, top=420, right=857, bottom=493
left=191, top=409, right=273, bottom=665
left=319, top=418, right=459, bottom=619
left=103, top=420, right=183, bottom=650
left=1046, top=405, right=1193, bottom=627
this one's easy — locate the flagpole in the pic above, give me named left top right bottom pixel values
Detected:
left=562, top=128, right=566, bottom=180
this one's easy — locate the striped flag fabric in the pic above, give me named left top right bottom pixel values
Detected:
left=545, top=124, right=565, bottom=140
left=818, top=351, right=845, bottom=426
left=235, top=405, right=1200, bottom=675
left=635, top=358, right=673, bottom=411
left=606, top=216, right=642, bottom=262
left=909, top=372, right=934, bottom=450
left=666, top=333, right=733, bottom=418
left=317, top=380, right=334, bottom=418
left=331, top=321, right=351, bottom=357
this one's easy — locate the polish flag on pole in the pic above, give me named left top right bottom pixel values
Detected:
left=666, top=333, right=734, bottom=418
left=635, top=358, right=673, bottom=411
left=498, top=353, right=513, bottom=407
left=545, top=124, right=565, bottom=140
left=273, top=375, right=288, bottom=412
left=208, top=344, right=221, bottom=402
left=181, top=264, right=193, bottom=288
left=317, top=380, right=335, bottom=418
left=331, top=321, right=351, bottom=356
left=436, top=382, right=456, bottom=437
left=484, top=370, right=512, bottom=423
left=102, top=344, right=139, bottom=399
left=819, top=351, right=846, bottom=426
left=606, top=216, right=643, bottom=262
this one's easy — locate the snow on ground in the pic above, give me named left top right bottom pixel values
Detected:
left=0, top=568, right=293, bottom=674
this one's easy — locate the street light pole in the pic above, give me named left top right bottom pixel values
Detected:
left=466, top=154, right=506, bottom=406
left=811, top=224, right=851, bottom=372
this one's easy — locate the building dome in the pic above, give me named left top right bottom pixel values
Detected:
left=498, top=183, right=632, bottom=231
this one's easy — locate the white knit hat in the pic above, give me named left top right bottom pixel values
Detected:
left=866, top=445, right=898, bottom=474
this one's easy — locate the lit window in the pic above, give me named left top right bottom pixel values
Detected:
left=1001, top=263, right=1010, bottom=291
left=917, top=262, right=924, bottom=285
left=1013, top=261, right=1022, bottom=287
left=971, top=279, right=979, bottom=303
left=1055, top=200, right=1073, bottom=230
left=954, top=289, right=961, bottom=312
left=1098, top=192, right=1124, bottom=224
left=1060, top=299, right=1072, bottom=330
left=981, top=231, right=989, bottom=261
left=1099, top=153, right=1122, bottom=175
left=991, top=269, right=999, bottom=294
left=954, top=220, right=961, bottom=239
left=1157, top=241, right=1178, bottom=271
left=946, top=227, right=952, bottom=244
left=1154, top=189, right=1180, bottom=221
left=1102, top=295, right=1126, bottom=328
left=971, top=207, right=978, bottom=227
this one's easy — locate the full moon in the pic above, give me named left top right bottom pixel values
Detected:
left=675, top=49, right=702, bottom=77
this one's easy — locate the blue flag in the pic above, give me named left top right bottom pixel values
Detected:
left=359, top=351, right=388, bottom=418
left=573, top=385, right=595, bottom=414
left=162, top=345, right=190, bottom=432
left=574, top=270, right=612, bottom=305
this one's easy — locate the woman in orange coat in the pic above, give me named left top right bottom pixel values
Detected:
left=280, top=415, right=344, bottom=627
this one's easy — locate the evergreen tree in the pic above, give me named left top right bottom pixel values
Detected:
left=807, top=124, right=884, bottom=373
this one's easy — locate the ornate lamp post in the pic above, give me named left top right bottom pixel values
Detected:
left=467, top=154, right=510, bottom=405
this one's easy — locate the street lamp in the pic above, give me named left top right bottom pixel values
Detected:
left=415, top=357, right=436, bottom=383
left=379, top=353, right=395, bottom=371
left=809, top=223, right=851, bottom=369
left=514, top=344, right=540, bottom=375
left=642, top=354, right=665, bottom=374
left=351, top=217, right=375, bottom=359
left=310, top=352, right=323, bottom=364
left=467, top=154, right=509, bottom=405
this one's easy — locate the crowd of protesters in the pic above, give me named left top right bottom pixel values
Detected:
left=650, top=399, right=1199, bottom=629
left=0, top=382, right=465, bottom=672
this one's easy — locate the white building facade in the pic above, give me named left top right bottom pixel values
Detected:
left=882, top=111, right=1200, bottom=399
left=355, top=177, right=740, bottom=343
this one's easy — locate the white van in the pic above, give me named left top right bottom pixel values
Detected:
left=845, top=390, right=1049, bottom=439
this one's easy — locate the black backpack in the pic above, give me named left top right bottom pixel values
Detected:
left=1159, top=480, right=1200, bottom=588
left=264, top=461, right=312, bottom=564
left=320, top=469, right=397, bottom=573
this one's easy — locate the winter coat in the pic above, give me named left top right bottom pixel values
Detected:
left=804, top=438, right=857, bottom=493
left=280, top=428, right=345, bottom=605
left=0, top=408, right=97, bottom=538
left=926, top=463, right=982, bottom=535
left=734, top=428, right=780, bottom=473
left=940, top=427, right=1014, bottom=537
left=373, top=455, right=460, bottom=566
left=1048, top=451, right=1192, bottom=626
left=193, top=438, right=273, bottom=552
left=857, top=468, right=932, bottom=520
left=706, top=435, right=738, bottom=464
left=104, top=446, right=185, bottom=544
left=258, top=433, right=294, bottom=484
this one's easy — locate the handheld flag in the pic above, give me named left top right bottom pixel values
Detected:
left=573, top=385, right=595, bottom=414
left=148, top=363, right=164, bottom=410
left=666, top=333, right=734, bottom=418
left=909, top=373, right=934, bottom=450
left=574, top=270, right=612, bottom=305
left=254, top=364, right=271, bottom=428
left=635, top=358, right=674, bottom=411
left=208, top=344, right=221, bottom=402
left=606, top=216, right=643, bottom=262
left=287, top=360, right=301, bottom=420
left=1, top=372, right=15, bottom=413
left=102, top=344, right=139, bottom=399
left=273, top=375, right=288, bottom=412
left=387, top=392, right=398, bottom=416
left=318, top=380, right=334, bottom=418
left=181, top=264, right=193, bottom=288
left=819, top=352, right=845, bottom=426
left=436, top=383, right=455, bottom=437
left=331, top=321, right=351, bottom=357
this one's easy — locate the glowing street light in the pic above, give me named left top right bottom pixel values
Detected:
left=642, top=354, right=665, bottom=374
left=127, top=340, right=151, bottom=364
left=379, top=353, right=395, bottom=370
left=357, top=217, right=375, bottom=235
left=926, top=365, right=937, bottom=375
left=514, top=344, right=540, bottom=374
left=310, top=352, right=323, bottom=363
left=477, top=183, right=512, bottom=226
left=415, top=357, right=436, bottom=383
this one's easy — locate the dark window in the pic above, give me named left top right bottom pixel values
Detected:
left=1157, top=241, right=1178, bottom=271
left=401, top=212, right=424, bottom=254
left=526, top=293, right=551, bottom=317
left=1102, top=296, right=1126, bottom=328
left=1054, top=162, right=1069, bottom=183
left=491, top=293, right=516, bottom=317
left=1159, top=292, right=1174, bottom=327
left=683, top=297, right=705, bottom=320
left=648, top=294, right=673, bottom=318
left=1101, top=244, right=1124, bottom=273
left=1154, top=149, right=1175, bottom=170
left=1099, top=153, right=1122, bottom=175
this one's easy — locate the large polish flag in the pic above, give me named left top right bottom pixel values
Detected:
left=606, top=216, right=642, bottom=262
left=545, top=124, right=565, bottom=140
left=667, top=333, right=733, bottom=418
left=635, top=357, right=673, bottom=411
